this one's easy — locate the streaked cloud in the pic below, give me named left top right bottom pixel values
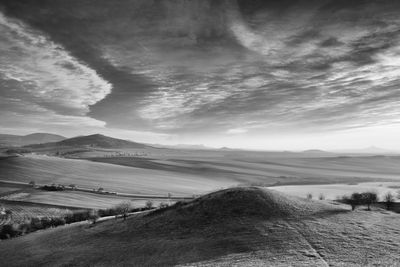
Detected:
left=0, top=11, right=111, bottom=116
left=2, top=0, right=400, bottom=149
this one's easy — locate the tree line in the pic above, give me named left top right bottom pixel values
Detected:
left=0, top=200, right=168, bottom=240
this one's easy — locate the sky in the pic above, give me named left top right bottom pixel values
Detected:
left=1, top=0, right=400, bottom=150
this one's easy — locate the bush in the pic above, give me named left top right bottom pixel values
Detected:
left=145, top=200, right=154, bottom=209
left=41, top=184, right=65, bottom=191
left=0, top=224, right=19, bottom=239
left=88, top=210, right=99, bottom=224
left=30, top=217, right=43, bottom=231
left=159, top=202, right=169, bottom=209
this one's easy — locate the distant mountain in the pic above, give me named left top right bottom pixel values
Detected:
left=155, top=144, right=212, bottom=150
left=27, top=134, right=150, bottom=149
left=0, top=133, right=65, bottom=147
left=332, top=146, right=398, bottom=155
left=302, top=149, right=328, bottom=153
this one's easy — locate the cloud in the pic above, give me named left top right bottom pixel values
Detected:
left=2, top=0, right=400, bottom=144
left=0, top=11, right=111, bottom=116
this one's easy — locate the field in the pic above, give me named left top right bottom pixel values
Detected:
left=2, top=151, right=400, bottom=216
left=270, top=182, right=400, bottom=201
left=1, top=187, right=399, bottom=266
left=1, top=190, right=171, bottom=210
left=3, top=152, right=400, bottom=199
left=0, top=201, right=80, bottom=226
left=0, top=154, right=235, bottom=196
left=2, top=148, right=400, bottom=265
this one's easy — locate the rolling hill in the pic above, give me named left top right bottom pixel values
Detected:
left=1, top=187, right=399, bottom=266
left=26, top=134, right=150, bottom=149
left=0, top=133, right=65, bottom=147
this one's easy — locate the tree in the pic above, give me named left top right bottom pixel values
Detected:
left=115, top=201, right=132, bottom=220
left=89, top=210, right=99, bottom=224
left=342, top=193, right=363, bottom=211
left=361, top=192, right=378, bottom=211
left=69, top=184, right=76, bottom=190
left=306, top=193, right=313, bottom=200
left=145, top=200, right=154, bottom=209
left=384, top=192, right=395, bottom=210
left=318, top=193, right=325, bottom=200
left=28, top=181, right=36, bottom=187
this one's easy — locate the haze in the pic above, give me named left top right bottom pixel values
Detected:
left=1, top=0, right=400, bottom=150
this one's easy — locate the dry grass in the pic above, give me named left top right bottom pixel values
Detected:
left=1, top=187, right=399, bottom=266
left=0, top=201, right=77, bottom=225
left=2, top=190, right=169, bottom=209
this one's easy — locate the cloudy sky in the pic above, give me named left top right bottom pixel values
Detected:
left=1, top=0, right=400, bottom=150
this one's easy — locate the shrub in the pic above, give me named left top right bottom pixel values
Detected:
left=30, top=217, right=43, bottom=231
left=159, top=202, right=169, bottom=209
left=145, top=200, right=154, bottom=209
left=41, top=184, right=65, bottom=191
left=88, top=210, right=99, bottom=224
left=0, top=224, right=19, bottom=239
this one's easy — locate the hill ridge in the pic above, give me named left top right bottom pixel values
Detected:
left=25, top=133, right=150, bottom=149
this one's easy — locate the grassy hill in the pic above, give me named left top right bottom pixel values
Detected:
left=26, top=134, right=150, bottom=149
left=1, top=187, right=399, bottom=266
left=0, top=155, right=235, bottom=196
left=0, top=133, right=65, bottom=147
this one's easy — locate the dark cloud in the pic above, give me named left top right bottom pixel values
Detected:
left=2, top=0, right=400, bottom=139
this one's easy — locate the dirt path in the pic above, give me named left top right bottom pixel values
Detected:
left=287, top=221, right=330, bottom=267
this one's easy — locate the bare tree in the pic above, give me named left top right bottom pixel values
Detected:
left=384, top=192, right=395, bottom=210
left=361, top=192, right=378, bottom=211
left=145, top=200, right=154, bottom=209
left=115, top=201, right=132, bottom=220
left=89, top=209, right=99, bottom=224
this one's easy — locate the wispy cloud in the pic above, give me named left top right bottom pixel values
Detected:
left=2, top=0, right=400, bottom=147
left=0, top=11, right=111, bottom=116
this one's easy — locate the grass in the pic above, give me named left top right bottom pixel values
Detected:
left=2, top=190, right=170, bottom=209
left=269, top=182, right=400, bottom=201
left=3, top=152, right=400, bottom=199
left=0, top=201, right=79, bottom=225
left=1, top=187, right=399, bottom=266
left=0, top=155, right=234, bottom=196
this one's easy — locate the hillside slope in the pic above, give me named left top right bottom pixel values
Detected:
left=0, top=133, right=65, bottom=147
left=25, top=134, right=149, bottom=149
left=1, top=187, right=399, bottom=266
